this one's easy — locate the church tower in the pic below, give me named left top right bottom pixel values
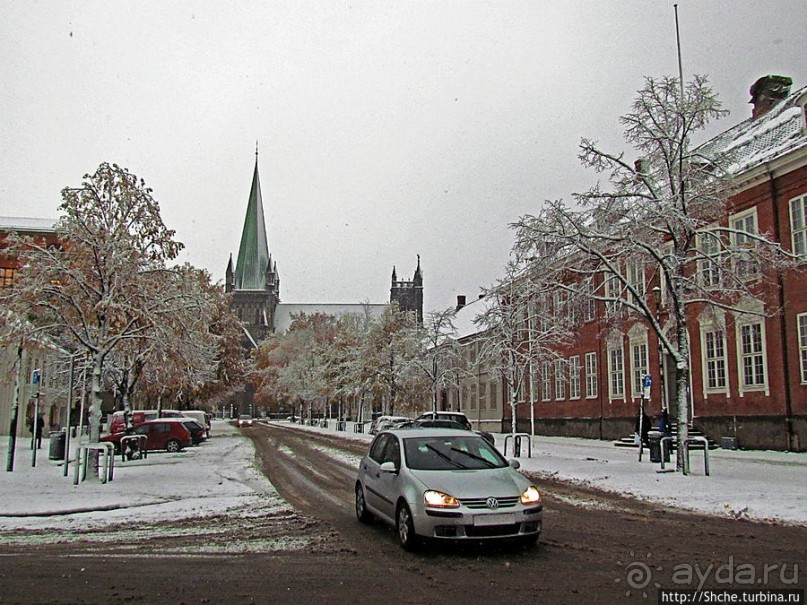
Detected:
left=390, top=255, right=423, bottom=325
left=226, top=150, right=280, bottom=348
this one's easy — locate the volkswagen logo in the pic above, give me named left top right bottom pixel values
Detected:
left=486, top=497, right=499, bottom=510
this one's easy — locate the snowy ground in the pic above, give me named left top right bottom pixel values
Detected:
left=0, top=420, right=288, bottom=535
left=0, top=419, right=804, bottom=534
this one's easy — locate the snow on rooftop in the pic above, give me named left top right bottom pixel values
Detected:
left=698, top=84, right=807, bottom=176
left=0, top=216, right=58, bottom=232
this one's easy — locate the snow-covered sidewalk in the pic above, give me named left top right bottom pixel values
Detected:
left=0, top=419, right=804, bottom=532
left=0, top=420, right=287, bottom=532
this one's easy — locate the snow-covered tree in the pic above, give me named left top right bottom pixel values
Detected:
left=360, top=303, right=420, bottom=416
left=1, top=163, right=184, bottom=444
left=475, top=257, right=576, bottom=435
left=512, top=76, right=796, bottom=472
left=410, top=307, right=466, bottom=414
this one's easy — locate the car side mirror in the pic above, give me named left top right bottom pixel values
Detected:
left=508, top=459, right=521, bottom=470
left=380, top=461, right=398, bottom=474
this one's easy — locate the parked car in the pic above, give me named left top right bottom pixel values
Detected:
left=237, top=415, right=254, bottom=427
left=181, top=410, right=212, bottom=437
left=168, top=418, right=207, bottom=445
left=355, top=428, right=542, bottom=550
left=414, top=411, right=496, bottom=446
left=101, top=419, right=193, bottom=453
left=369, top=415, right=410, bottom=435
left=107, top=409, right=186, bottom=434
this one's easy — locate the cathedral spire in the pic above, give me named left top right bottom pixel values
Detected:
left=234, top=154, right=271, bottom=290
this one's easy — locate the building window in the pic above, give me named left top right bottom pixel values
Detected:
left=798, top=314, right=807, bottom=383
left=790, top=194, right=807, bottom=258
left=738, top=322, right=766, bottom=389
left=630, top=341, right=648, bottom=399
left=627, top=258, right=645, bottom=304
left=582, top=279, right=595, bottom=322
left=541, top=361, right=552, bottom=402
left=585, top=352, right=597, bottom=398
left=608, top=346, right=625, bottom=399
left=554, top=359, right=566, bottom=401
left=704, top=328, right=727, bottom=391
left=0, top=267, right=15, bottom=288
left=569, top=355, right=581, bottom=400
left=553, top=291, right=565, bottom=321
left=729, top=208, right=759, bottom=278
left=479, top=381, right=487, bottom=411
left=604, top=272, right=623, bottom=317
left=697, top=229, right=723, bottom=288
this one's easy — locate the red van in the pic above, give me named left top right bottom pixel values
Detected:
left=108, top=409, right=185, bottom=434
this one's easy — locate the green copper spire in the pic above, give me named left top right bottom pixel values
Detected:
left=234, top=155, right=270, bottom=290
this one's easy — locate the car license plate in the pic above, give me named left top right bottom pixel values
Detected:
left=473, top=512, right=515, bottom=526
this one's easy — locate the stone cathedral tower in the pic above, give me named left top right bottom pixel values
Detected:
left=225, top=152, right=280, bottom=348
left=390, top=255, right=423, bottom=325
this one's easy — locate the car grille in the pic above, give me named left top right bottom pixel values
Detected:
left=459, top=496, right=519, bottom=509
left=465, top=523, right=522, bottom=538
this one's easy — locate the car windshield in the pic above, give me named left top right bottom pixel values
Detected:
left=403, top=436, right=507, bottom=471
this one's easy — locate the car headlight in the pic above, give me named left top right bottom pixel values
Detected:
left=520, top=486, right=541, bottom=505
left=424, top=490, right=460, bottom=508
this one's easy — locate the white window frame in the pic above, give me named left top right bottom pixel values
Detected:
left=699, top=317, right=729, bottom=398
left=608, top=344, right=625, bottom=400
left=585, top=352, right=598, bottom=399
left=554, top=359, right=566, bottom=401
left=658, top=241, right=674, bottom=307
left=568, top=355, right=581, bottom=400
left=697, top=227, right=723, bottom=288
left=627, top=258, right=645, bottom=305
left=789, top=194, right=807, bottom=258
left=603, top=269, right=624, bottom=318
left=541, top=361, right=552, bottom=402
left=735, top=317, right=769, bottom=396
left=797, top=313, right=807, bottom=384
left=630, top=340, right=649, bottom=400
left=729, top=207, right=759, bottom=278
left=582, top=279, right=596, bottom=322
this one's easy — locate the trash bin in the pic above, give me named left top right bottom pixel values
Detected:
left=49, top=430, right=66, bottom=460
left=647, top=430, right=669, bottom=463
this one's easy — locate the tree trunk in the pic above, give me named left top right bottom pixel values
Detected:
left=674, top=321, right=691, bottom=475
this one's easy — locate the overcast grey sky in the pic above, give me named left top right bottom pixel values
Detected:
left=2, top=1, right=806, bottom=313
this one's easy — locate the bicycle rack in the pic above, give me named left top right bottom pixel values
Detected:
left=659, top=435, right=710, bottom=475
left=504, top=433, right=532, bottom=458
left=73, top=442, right=115, bottom=484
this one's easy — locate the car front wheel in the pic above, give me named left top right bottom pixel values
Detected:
left=165, top=439, right=181, bottom=453
left=396, top=503, right=419, bottom=551
left=355, top=484, right=373, bottom=524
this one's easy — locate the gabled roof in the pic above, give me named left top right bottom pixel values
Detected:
left=234, top=159, right=271, bottom=290
left=698, top=84, right=807, bottom=175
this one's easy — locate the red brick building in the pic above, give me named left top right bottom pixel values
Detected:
left=453, top=77, right=807, bottom=451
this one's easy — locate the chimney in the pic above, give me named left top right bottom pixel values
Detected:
left=456, top=295, right=466, bottom=311
left=750, top=75, right=792, bottom=119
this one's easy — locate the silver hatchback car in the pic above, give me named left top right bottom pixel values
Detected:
left=355, top=428, right=543, bottom=550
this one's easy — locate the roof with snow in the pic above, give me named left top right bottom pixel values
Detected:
left=698, top=83, right=807, bottom=175
left=452, top=296, right=492, bottom=341
left=0, top=217, right=58, bottom=233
